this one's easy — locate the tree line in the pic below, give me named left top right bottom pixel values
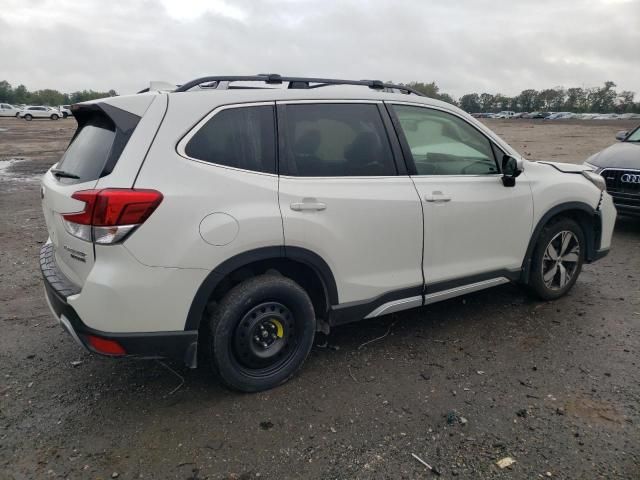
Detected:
left=405, top=80, right=639, bottom=114
left=0, top=80, right=117, bottom=106
left=1, top=78, right=638, bottom=114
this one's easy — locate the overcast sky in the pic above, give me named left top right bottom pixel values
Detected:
left=1, top=0, right=639, bottom=98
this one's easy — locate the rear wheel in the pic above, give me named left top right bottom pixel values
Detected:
left=529, top=218, right=585, bottom=300
left=207, top=275, right=316, bottom=392
left=62, top=112, right=68, bottom=119
left=24, top=114, right=32, bottom=121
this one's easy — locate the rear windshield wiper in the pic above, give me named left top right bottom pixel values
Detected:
left=51, top=168, right=80, bottom=179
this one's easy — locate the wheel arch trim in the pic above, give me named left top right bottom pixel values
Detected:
left=521, top=201, right=601, bottom=283
left=184, top=246, right=338, bottom=331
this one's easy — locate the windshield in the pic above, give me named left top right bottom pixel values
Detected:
left=626, top=126, right=640, bottom=142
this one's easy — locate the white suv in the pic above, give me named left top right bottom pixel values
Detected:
left=40, top=75, right=616, bottom=392
left=0, top=103, right=20, bottom=117
left=19, top=106, right=62, bottom=120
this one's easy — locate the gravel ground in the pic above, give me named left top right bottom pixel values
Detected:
left=0, top=117, right=639, bottom=480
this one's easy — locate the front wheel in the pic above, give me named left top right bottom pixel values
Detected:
left=529, top=218, right=585, bottom=300
left=207, top=275, right=316, bottom=392
left=51, top=114, right=59, bottom=120
left=24, top=114, right=32, bottom=121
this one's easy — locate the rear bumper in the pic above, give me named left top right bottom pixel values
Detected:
left=41, top=244, right=199, bottom=367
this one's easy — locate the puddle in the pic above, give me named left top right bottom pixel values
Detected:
left=0, top=127, right=8, bottom=132
left=0, top=158, right=46, bottom=183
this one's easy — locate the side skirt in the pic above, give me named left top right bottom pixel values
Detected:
left=328, top=269, right=520, bottom=325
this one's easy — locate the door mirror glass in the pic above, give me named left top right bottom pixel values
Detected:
left=615, top=130, right=629, bottom=141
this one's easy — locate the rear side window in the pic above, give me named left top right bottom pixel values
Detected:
left=282, top=103, right=396, bottom=177
left=56, top=114, right=116, bottom=183
left=184, top=105, right=276, bottom=174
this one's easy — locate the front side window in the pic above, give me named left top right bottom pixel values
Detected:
left=392, top=105, right=498, bottom=175
left=184, top=105, right=276, bottom=174
left=282, top=103, right=396, bottom=177
left=626, top=126, right=640, bottom=142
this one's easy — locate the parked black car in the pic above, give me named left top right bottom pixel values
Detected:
left=524, top=112, right=552, bottom=119
left=584, top=125, right=640, bottom=217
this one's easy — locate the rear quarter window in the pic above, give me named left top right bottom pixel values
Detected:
left=183, top=105, right=276, bottom=174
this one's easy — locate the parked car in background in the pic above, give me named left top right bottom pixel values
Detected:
left=58, top=105, right=73, bottom=118
left=593, top=114, right=619, bottom=120
left=512, top=112, right=528, bottom=118
left=18, top=106, right=62, bottom=121
left=576, top=113, right=599, bottom=120
left=618, top=113, right=640, bottom=120
left=493, top=111, right=515, bottom=119
left=39, top=74, right=616, bottom=392
left=584, top=125, right=640, bottom=217
left=546, top=112, right=574, bottom=120
left=0, top=103, right=21, bottom=117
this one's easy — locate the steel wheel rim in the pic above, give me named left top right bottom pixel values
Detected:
left=232, top=301, right=298, bottom=373
left=542, top=230, right=580, bottom=290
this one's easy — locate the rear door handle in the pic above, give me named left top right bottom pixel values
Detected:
left=424, top=192, right=452, bottom=203
left=290, top=200, right=327, bottom=212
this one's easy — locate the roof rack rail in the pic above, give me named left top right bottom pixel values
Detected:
left=173, top=75, right=425, bottom=96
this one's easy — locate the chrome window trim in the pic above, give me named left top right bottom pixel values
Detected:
left=276, top=99, right=383, bottom=105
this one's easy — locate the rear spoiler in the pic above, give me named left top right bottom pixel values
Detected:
left=137, top=81, right=177, bottom=94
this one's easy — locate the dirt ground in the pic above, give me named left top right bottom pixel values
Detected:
left=1, top=116, right=639, bottom=480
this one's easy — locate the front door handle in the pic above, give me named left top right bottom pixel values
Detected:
left=424, top=191, right=452, bottom=203
left=290, top=199, right=327, bottom=211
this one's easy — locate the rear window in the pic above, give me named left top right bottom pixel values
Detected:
left=184, top=105, right=276, bottom=174
left=56, top=115, right=116, bottom=184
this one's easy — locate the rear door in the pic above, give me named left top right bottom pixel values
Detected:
left=387, top=102, right=533, bottom=287
left=277, top=101, right=424, bottom=307
left=40, top=103, right=142, bottom=286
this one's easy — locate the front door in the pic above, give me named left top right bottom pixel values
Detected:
left=388, top=103, right=534, bottom=289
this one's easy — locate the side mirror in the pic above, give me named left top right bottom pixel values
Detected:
left=501, top=155, right=524, bottom=187
left=615, top=130, right=629, bottom=141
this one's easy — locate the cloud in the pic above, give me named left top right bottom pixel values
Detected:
left=1, top=0, right=638, bottom=97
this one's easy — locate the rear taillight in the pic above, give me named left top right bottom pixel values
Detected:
left=61, top=189, right=163, bottom=244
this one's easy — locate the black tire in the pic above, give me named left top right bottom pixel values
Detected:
left=24, top=114, right=32, bottom=121
left=207, top=275, right=316, bottom=392
left=51, top=114, right=59, bottom=120
left=62, top=112, right=68, bottom=119
left=529, top=218, right=585, bottom=300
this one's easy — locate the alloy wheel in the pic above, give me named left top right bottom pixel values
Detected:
left=542, top=230, right=580, bottom=290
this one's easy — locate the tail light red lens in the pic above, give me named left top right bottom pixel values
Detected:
left=61, top=189, right=163, bottom=244
left=86, top=334, right=126, bottom=355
